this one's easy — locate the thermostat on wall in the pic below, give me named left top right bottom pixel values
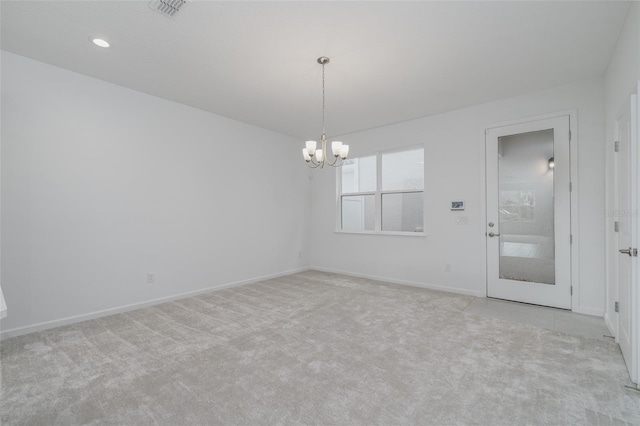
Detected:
left=451, top=201, right=465, bottom=211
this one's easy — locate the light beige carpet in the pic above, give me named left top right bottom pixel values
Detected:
left=1, top=271, right=639, bottom=425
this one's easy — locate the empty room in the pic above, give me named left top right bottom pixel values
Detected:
left=1, top=1, right=640, bottom=424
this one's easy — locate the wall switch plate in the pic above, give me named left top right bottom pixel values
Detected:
left=147, top=273, right=156, bottom=284
left=455, top=216, right=468, bottom=225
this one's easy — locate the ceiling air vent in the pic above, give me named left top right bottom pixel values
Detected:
left=149, top=0, right=187, bottom=18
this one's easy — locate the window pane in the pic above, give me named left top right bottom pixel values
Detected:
left=342, top=195, right=375, bottom=231
left=381, top=148, right=424, bottom=191
left=382, top=192, right=424, bottom=232
left=341, top=156, right=376, bottom=193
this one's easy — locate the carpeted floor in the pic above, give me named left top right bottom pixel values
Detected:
left=1, top=271, right=639, bottom=425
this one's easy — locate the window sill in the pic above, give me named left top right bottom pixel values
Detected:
left=334, top=230, right=427, bottom=237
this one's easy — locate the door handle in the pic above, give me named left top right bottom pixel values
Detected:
left=619, top=248, right=632, bottom=256
left=487, top=232, right=501, bottom=237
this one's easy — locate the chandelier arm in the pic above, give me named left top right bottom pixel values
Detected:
left=328, top=157, right=344, bottom=168
left=326, top=155, right=340, bottom=167
left=305, top=160, right=321, bottom=169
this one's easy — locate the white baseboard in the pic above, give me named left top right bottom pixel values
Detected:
left=0, top=267, right=311, bottom=341
left=572, top=306, right=604, bottom=317
left=310, top=266, right=484, bottom=298
left=5, top=267, right=599, bottom=340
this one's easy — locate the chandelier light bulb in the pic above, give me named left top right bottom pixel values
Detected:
left=316, top=149, right=324, bottom=163
left=305, top=141, right=317, bottom=156
left=332, top=141, right=343, bottom=157
left=302, top=148, right=311, bottom=162
left=340, top=145, right=350, bottom=159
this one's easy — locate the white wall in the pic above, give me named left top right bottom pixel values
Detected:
left=310, top=78, right=605, bottom=315
left=0, top=43, right=615, bottom=338
left=604, top=2, right=640, bottom=335
left=0, top=52, right=310, bottom=337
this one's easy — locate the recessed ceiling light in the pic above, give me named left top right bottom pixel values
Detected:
left=91, top=38, right=110, bottom=48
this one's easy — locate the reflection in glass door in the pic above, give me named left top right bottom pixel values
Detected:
left=498, top=129, right=555, bottom=285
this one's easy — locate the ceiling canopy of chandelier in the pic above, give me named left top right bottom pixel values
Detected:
left=302, top=57, right=349, bottom=168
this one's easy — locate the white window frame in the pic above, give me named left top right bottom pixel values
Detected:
left=336, top=144, right=426, bottom=236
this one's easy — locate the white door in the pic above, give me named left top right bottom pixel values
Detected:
left=616, top=94, right=638, bottom=384
left=486, top=116, right=571, bottom=309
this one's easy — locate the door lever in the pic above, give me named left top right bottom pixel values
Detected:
left=487, top=232, right=501, bottom=237
left=619, top=247, right=633, bottom=256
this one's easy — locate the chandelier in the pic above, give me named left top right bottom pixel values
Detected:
left=302, top=57, right=349, bottom=168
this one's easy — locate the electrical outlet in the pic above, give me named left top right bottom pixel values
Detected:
left=147, top=273, right=156, bottom=284
left=444, top=264, right=452, bottom=272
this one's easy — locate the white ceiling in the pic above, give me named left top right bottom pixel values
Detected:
left=1, top=1, right=631, bottom=140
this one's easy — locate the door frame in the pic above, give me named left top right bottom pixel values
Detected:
left=620, top=87, right=639, bottom=385
left=635, top=84, right=640, bottom=386
left=480, top=110, right=580, bottom=311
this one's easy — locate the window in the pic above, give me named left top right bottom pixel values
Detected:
left=338, top=146, right=424, bottom=234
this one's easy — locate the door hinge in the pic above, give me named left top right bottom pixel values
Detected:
left=615, top=301, right=619, bottom=313
left=569, top=182, right=572, bottom=192
left=614, top=140, right=620, bottom=152
left=614, top=221, right=620, bottom=232
left=569, top=130, right=572, bottom=141
left=570, top=286, right=573, bottom=295
left=634, top=248, right=638, bottom=257
left=570, top=234, right=573, bottom=244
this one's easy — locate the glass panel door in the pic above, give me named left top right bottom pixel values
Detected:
left=498, top=129, right=555, bottom=285
left=485, top=116, right=571, bottom=309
